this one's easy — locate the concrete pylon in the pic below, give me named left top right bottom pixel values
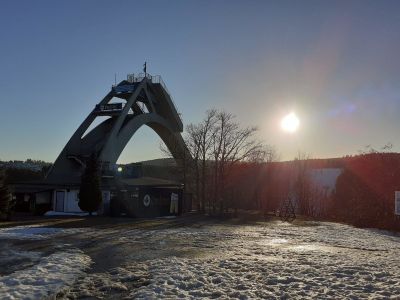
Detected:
left=46, top=74, right=189, bottom=183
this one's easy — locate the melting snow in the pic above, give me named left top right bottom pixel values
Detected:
left=0, top=249, right=91, bottom=300
left=0, top=226, right=64, bottom=240
left=0, top=225, right=88, bottom=240
left=1, top=220, right=400, bottom=299
left=66, top=221, right=400, bottom=299
left=0, top=225, right=92, bottom=299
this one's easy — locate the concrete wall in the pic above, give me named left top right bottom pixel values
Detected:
left=52, top=189, right=110, bottom=214
left=111, top=187, right=183, bottom=218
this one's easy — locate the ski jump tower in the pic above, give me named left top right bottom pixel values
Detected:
left=46, top=73, right=188, bottom=183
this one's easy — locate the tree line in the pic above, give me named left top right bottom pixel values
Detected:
left=165, top=110, right=400, bottom=230
left=333, top=153, right=400, bottom=230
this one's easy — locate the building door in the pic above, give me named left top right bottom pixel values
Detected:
left=101, top=191, right=111, bottom=215
left=55, top=190, right=65, bottom=212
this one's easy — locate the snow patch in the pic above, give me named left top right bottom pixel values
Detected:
left=0, top=246, right=42, bottom=276
left=64, top=221, right=400, bottom=299
left=267, top=238, right=288, bottom=245
left=0, top=248, right=41, bottom=267
left=0, top=226, right=89, bottom=240
left=0, top=226, right=64, bottom=240
left=0, top=249, right=91, bottom=300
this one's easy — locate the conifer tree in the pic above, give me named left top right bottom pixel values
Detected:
left=0, top=170, right=12, bottom=220
left=78, top=154, right=102, bottom=215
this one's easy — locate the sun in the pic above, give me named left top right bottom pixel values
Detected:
left=281, top=112, right=300, bottom=133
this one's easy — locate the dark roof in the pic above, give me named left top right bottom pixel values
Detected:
left=10, top=176, right=183, bottom=194
left=10, top=182, right=79, bottom=193
left=120, top=176, right=182, bottom=187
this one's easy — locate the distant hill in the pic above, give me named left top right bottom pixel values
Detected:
left=136, top=158, right=178, bottom=167
left=0, top=159, right=52, bottom=172
left=120, top=158, right=181, bottom=181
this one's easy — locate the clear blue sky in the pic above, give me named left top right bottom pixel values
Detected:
left=1, top=0, right=400, bottom=163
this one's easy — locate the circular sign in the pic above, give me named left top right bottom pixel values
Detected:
left=143, top=194, right=151, bottom=207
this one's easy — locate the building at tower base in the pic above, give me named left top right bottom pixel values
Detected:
left=10, top=73, right=191, bottom=217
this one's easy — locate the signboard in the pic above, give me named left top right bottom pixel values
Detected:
left=113, top=85, right=136, bottom=93
left=143, top=194, right=151, bottom=207
left=96, top=103, right=123, bottom=112
left=395, top=191, right=400, bottom=215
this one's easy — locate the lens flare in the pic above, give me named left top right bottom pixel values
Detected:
left=281, top=112, right=300, bottom=133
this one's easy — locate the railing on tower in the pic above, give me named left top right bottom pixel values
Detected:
left=126, top=73, right=182, bottom=123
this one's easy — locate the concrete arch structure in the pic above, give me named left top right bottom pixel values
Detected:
left=46, top=74, right=188, bottom=183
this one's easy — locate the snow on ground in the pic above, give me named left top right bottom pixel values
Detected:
left=0, top=243, right=42, bottom=276
left=65, top=221, right=400, bottom=299
left=0, top=226, right=64, bottom=240
left=0, top=225, right=92, bottom=299
left=0, top=225, right=89, bottom=240
left=1, top=220, right=400, bottom=299
left=0, top=249, right=91, bottom=300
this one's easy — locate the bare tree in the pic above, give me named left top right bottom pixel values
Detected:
left=249, top=145, right=279, bottom=211
left=185, top=124, right=202, bottom=209
left=248, top=144, right=279, bottom=164
left=210, top=111, right=265, bottom=214
left=159, top=134, right=192, bottom=193
left=198, top=109, right=217, bottom=212
left=159, top=128, right=203, bottom=208
left=293, top=151, right=312, bottom=215
left=161, top=109, right=275, bottom=216
left=358, top=142, right=394, bottom=155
